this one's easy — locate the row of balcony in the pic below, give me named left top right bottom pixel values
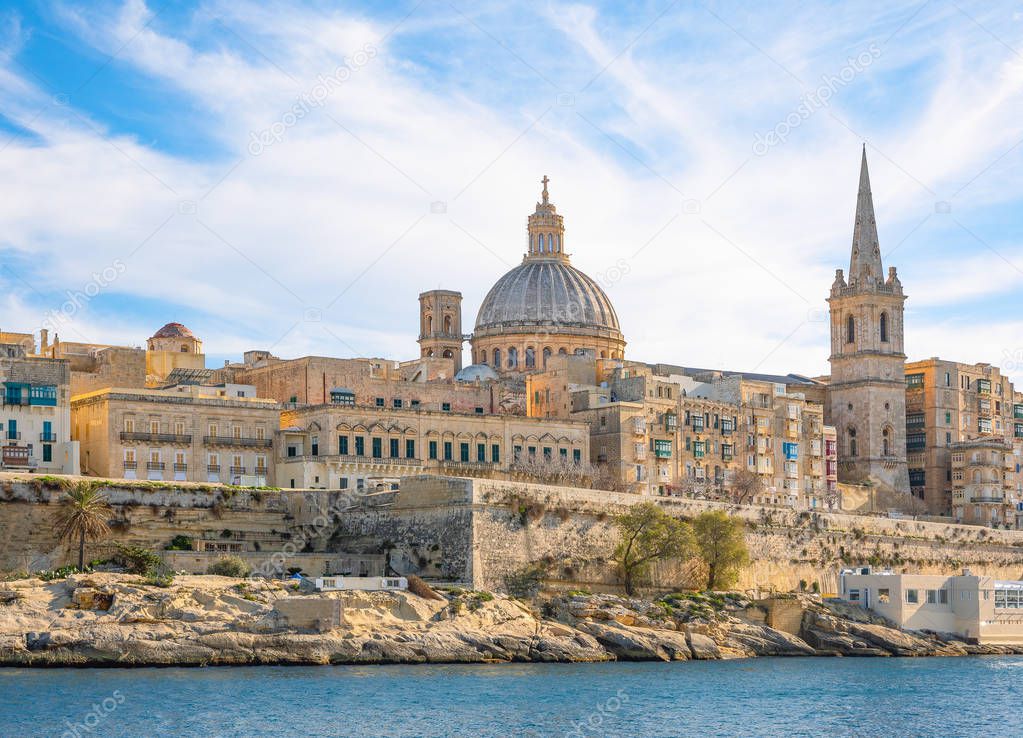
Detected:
left=124, top=461, right=261, bottom=475
left=119, top=432, right=271, bottom=447
left=0, top=432, right=58, bottom=442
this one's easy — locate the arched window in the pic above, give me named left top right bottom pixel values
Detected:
left=846, top=315, right=855, bottom=344
left=555, top=234, right=560, bottom=251
left=442, top=349, right=453, bottom=359
left=848, top=427, right=858, bottom=457
left=542, top=347, right=552, bottom=368
left=180, top=344, right=189, bottom=353
left=493, top=348, right=501, bottom=368
left=479, top=351, right=487, bottom=365
left=558, top=347, right=567, bottom=355
left=880, top=312, right=889, bottom=343
left=443, top=315, right=452, bottom=334
left=507, top=347, right=518, bottom=369
left=426, top=315, right=432, bottom=334
left=525, top=347, right=536, bottom=369
left=882, top=427, right=890, bottom=456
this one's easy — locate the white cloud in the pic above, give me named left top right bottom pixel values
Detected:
left=0, top=0, right=1022, bottom=384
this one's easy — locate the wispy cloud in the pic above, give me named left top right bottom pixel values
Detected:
left=0, top=0, right=1022, bottom=381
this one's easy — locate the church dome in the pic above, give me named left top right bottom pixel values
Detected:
left=468, top=177, right=626, bottom=371
left=474, top=259, right=620, bottom=334
left=455, top=363, right=499, bottom=383
left=151, top=322, right=195, bottom=339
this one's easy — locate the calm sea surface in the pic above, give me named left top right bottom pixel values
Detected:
left=2, top=657, right=1020, bottom=737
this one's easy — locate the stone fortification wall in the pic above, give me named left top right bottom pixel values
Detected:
left=3, top=474, right=1023, bottom=595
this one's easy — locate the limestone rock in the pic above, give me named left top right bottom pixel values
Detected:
left=577, top=621, right=691, bottom=661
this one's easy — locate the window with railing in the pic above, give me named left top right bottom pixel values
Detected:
left=907, top=433, right=926, bottom=450
left=654, top=439, right=672, bottom=459
left=906, top=373, right=924, bottom=389
left=909, top=469, right=926, bottom=487
left=976, top=379, right=991, bottom=394
left=906, top=412, right=924, bottom=430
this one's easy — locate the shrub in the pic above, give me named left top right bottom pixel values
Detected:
left=504, top=561, right=551, bottom=599
left=206, top=556, right=251, bottom=578
left=143, top=570, right=174, bottom=587
left=165, top=535, right=194, bottom=551
left=114, top=544, right=162, bottom=575
left=36, top=565, right=83, bottom=581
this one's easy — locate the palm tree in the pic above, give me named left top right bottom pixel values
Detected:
left=54, top=482, right=111, bottom=570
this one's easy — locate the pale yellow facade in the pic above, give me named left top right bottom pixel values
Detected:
left=72, top=384, right=280, bottom=485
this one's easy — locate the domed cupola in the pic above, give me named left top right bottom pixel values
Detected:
left=469, top=177, right=626, bottom=373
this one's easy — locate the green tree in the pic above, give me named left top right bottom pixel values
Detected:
left=54, top=482, right=111, bottom=570
left=613, top=502, right=694, bottom=595
left=693, top=510, right=749, bottom=590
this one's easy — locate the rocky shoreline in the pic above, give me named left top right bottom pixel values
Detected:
left=0, top=574, right=1019, bottom=667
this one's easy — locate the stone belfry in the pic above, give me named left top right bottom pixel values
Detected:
left=418, top=290, right=464, bottom=372
left=826, top=147, right=910, bottom=494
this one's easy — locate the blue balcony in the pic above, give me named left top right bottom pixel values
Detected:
left=29, top=386, right=57, bottom=406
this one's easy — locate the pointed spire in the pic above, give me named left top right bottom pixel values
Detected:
left=849, top=145, right=883, bottom=285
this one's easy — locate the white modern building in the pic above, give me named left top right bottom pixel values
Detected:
left=838, top=567, right=1023, bottom=645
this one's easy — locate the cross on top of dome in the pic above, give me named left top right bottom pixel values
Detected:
left=527, top=175, right=566, bottom=260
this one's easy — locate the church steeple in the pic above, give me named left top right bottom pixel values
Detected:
left=849, top=145, right=883, bottom=285
left=526, top=175, right=567, bottom=261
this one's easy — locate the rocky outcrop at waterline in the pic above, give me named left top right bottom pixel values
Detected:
left=0, top=574, right=1019, bottom=666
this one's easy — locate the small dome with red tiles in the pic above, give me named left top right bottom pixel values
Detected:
left=151, top=322, right=195, bottom=340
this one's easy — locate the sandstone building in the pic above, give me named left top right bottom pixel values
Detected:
left=826, top=148, right=910, bottom=494
left=0, top=342, right=79, bottom=474
left=905, top=357, right=1023, bottom=515
left=526, top=355, right=838, bottom=507
left=276, top=397, right=589, bottom=491
left=950, top=439, right=1017, bottom=527
left=72, top=384, right=280, bottom=486
left=224, top=352, right=505, bottom=413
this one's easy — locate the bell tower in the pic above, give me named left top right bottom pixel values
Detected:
left=827, top=147, right=910, bottom=494
left=418, top=290, right=464, bottom=372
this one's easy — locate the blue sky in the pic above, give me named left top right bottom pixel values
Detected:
left=2, top=0, right=1023, bottom=379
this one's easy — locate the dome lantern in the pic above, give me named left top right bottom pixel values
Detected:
left=526, top=175, right=567, bottom=261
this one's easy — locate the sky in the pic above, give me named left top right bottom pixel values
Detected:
left=1, top=0, right=1023, bottom=380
